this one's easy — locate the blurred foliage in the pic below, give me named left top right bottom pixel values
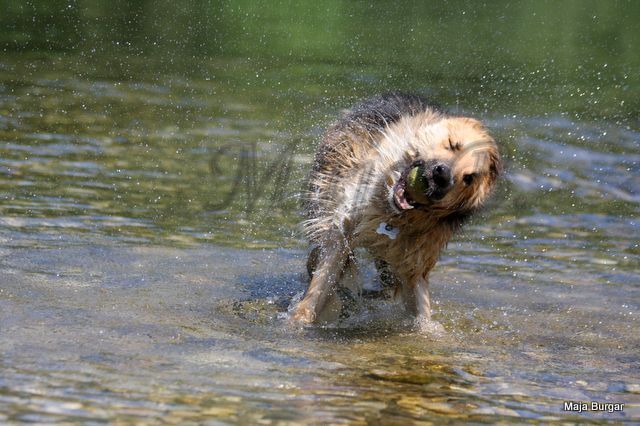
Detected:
left=1, top=0, right=639, bottom=123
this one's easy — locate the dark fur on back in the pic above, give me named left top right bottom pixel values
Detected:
left=335, top=92, right=441, bottom=135
left=314, top=93, right=441, bottom=164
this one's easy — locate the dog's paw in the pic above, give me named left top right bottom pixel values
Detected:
left=289, top=304, right=317, bottom=325
left=415, top=317, right=446, bottom=337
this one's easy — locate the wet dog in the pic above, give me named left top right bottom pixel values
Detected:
left=292, top=93, right=501, bottom=329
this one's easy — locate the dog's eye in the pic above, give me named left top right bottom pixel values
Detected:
left=462, top=173, right=475, bottom=185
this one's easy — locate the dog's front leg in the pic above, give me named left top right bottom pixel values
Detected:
left=411, top=275, right=445, bottom=334
left=291, top=241, right=349, bottom=324
left=414, top=276, right=432, bottom=320
left=399, top=274, right=431, bottom=319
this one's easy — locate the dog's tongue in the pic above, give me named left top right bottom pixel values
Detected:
left=394, top=185, right=413, bottom=210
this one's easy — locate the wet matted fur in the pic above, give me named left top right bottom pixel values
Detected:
left=292, top=93, right=501, bottom=328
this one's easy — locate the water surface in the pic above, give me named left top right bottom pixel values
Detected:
left=1, top=1, right=639, bottom=424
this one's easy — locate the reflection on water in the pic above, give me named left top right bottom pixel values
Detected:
left=1, top=1, right=639, bottom=424
left=2, top=242, right=639, bottom=423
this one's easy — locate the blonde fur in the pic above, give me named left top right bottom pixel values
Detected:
left=292, top=94, right=500, bottom=327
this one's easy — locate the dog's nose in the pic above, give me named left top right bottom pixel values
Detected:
left=432, top=163, right=452, bottom=190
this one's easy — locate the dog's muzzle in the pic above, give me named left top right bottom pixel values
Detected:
left=392, top=160, right=453, bottom=211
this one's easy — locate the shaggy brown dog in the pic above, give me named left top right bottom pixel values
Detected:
left=291, top=93, right=501, bottom=328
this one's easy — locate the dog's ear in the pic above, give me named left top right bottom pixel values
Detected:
left=487, top=141, right=502, bottom=183
left=452, top=116, right=502, bottom=183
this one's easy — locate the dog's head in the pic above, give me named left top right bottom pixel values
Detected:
left=388, top=115, right=501, bottom=221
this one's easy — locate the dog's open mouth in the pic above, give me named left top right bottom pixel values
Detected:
left=391, top=160, right=450, bottom=212
left=392, top=174, right=415, bottom=211
left=392, top=163, right=429, bottom=211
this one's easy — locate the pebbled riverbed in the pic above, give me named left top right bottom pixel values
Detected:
left=1, top=2, right=639, bottom=424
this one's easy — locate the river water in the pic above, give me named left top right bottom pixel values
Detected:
left=1, top=2, right=639, bottom=424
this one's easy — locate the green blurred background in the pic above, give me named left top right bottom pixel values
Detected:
left=3, top=0, right=639, bottom=123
